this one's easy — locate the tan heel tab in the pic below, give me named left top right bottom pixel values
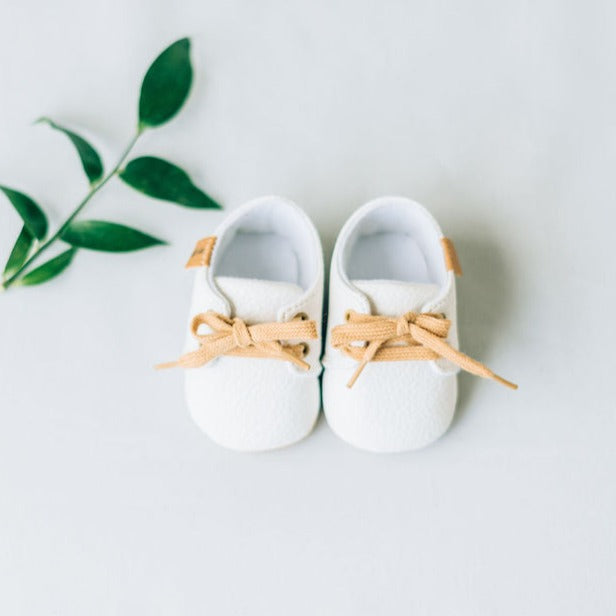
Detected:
left=185, top=236, right=217, bottom=269
left=441, top=237, right=462, bottom=276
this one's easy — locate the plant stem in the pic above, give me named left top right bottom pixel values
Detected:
left=2, top=130, right=143, bottom=289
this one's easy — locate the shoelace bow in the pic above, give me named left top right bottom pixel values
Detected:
left=157, top=311, right=318, bottom=371
left=331, top=310, right=517, bottom=389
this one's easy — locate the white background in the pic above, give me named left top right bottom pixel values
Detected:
left=1, top=1, right=614, bottom=614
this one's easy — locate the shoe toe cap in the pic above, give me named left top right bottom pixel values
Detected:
left=186, top=358, right=320, bottom=452
left=323, top=362, right=457, bottom=452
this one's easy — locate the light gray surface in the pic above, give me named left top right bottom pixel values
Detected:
left=0, top=1, right=614, bottom=613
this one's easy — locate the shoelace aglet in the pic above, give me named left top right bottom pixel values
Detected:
left=155, top=360, right=182, bottom=370
left=288, top=355, right=311, bottom=371
left=346, top=361, right=367, bottom=388
left=492, top=373, right=518, bottom=390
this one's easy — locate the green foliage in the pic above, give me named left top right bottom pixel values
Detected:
left=120, top=157, right=221, bottom=209
left=0, top=186, right=47, bottom=239
left=3, top=226, right=34, bottom=277
left=139, top=38, right=193, bottom=128
left=1, top=37, right=221, bottom=291
left=17, top=248, right=77, bottom=286
left=37, top=117, right=104, bottom=184
left=62, top=220, right=165, bottom=252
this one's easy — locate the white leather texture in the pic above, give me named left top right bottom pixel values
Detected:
left=323, top=197, right=459, bottom=452
left=183, top=196, right=324, bottom=451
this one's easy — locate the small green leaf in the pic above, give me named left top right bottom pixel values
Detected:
left=139, top=38, right=193, bottom=128
left=61, top=220, right=165, bottom=252
left=18, top=248, right=76, bottom=286
left=37, top=117, right=104, bottom=184
left=119, top=156, right=221, bottom=209
left=0, top=186, right=48, bottom=239
left=3, top=225, right=34, bottom=278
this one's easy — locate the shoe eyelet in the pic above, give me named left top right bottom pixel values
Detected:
left=299, top=342, right=309, bottom=357
left=294, top=312, right=309, bottom=321
left=344, top=309, right=352, bottom=321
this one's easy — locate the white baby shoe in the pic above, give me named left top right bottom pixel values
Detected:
left=160, top=196, right=324, bottom=452
left=323, top=196, right=516, bottom=453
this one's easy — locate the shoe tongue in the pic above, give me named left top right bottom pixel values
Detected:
left=215, top=276, right=303, bottom=322
left=352, top=279, right=440, bottom=315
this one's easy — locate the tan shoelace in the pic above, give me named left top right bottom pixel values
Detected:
left=332, top=310, right=517, bottom=389
left=157, top=311, right=318, bottom=371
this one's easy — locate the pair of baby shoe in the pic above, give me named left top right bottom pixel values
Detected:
left=159, top=196, right=516, bottom=453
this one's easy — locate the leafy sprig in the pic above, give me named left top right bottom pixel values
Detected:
left=1, top=37, right=221, bottom=290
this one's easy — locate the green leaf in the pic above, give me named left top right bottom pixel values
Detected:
left=119, top=156, right=221, bottom=209
left=37, top=117, right=104, bottom=184
left=3, top=225, right=34, bottom=278
left=18, top=247, right=76, bottom=286
left=138, top=38, right=193, bottom=128
left=61, top=220, right=165, bottom=252
left=0, top=186, right=48, bottom=239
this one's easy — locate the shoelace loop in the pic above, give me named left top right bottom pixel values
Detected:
left=332, top=309, right=517, bottom=389
left=157, top=311, right=318, bottom=371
